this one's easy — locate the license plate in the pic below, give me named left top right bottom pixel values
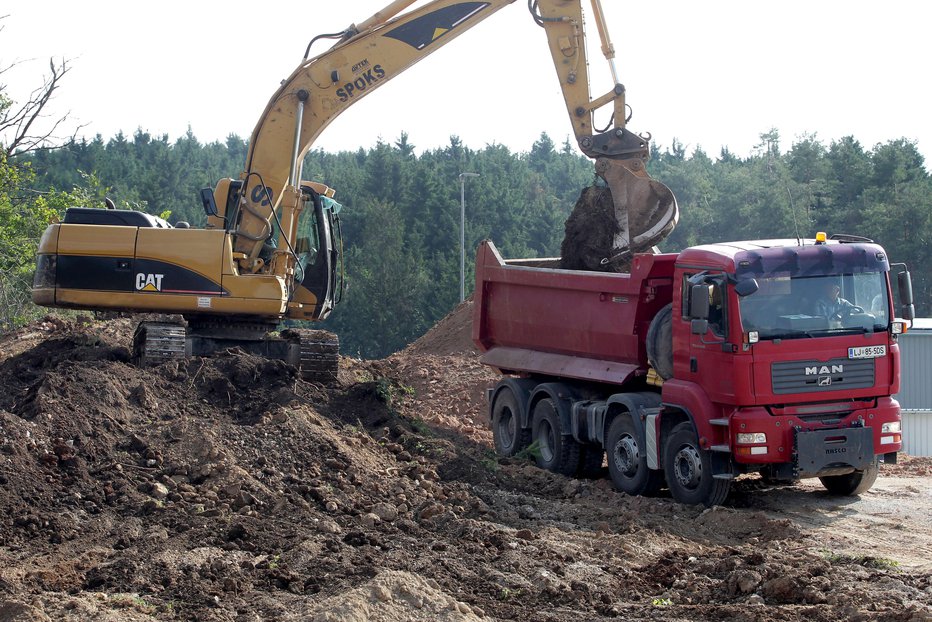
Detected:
left=848, top=345, right=886, bottom=359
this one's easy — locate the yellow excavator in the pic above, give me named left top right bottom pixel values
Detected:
left=32, top=0, right=677, bottom=380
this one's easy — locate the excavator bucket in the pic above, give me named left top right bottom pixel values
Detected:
left=595, top=157, right=679, bottom=261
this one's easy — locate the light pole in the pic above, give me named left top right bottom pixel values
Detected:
left=459, top=172, right=479, bottom=302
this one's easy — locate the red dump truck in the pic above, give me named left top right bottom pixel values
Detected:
left=472, top=236, right=915, bottom=506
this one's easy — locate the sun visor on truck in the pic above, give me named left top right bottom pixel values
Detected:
left=734, top=244, right=889, bottom=279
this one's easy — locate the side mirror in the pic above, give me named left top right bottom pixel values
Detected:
left=200, top=188, right=219, bottom=217
left=689, top=284, right=710, bottom=319
left=735, top=278, right=759, bottom=297
left=898, top=271, right=914, bottom=306
left=691, top=319, right=709, bottom=335
left=897, top=270, right=915, bottom=321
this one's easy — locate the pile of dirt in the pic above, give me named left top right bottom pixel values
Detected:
left=404, top=300, right=479, bottom=357
left=559, top=186, right=626, bottom=272
left=0, top=316, right=930, bottom=621
left=876, top=454, right=932, bottom=477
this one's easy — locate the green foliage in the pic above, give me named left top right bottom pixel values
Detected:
left=479, top=450, right=500, bottom=472
left=515, top=439, right=543, bottom=462
left=374, top=377, right=415, bottom=415
left=497, top=587, right=521, bottom=601
left=0, top=154, right=82, bottom=329
left=821, top=549, right=901, bottom=569
left=654, top=131, right=930, bottom=315
left=408, top=417, right=432, bottom=436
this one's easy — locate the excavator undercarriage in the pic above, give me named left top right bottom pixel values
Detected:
left=132, top=319, right=339, bottom=383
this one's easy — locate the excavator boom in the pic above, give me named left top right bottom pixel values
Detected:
left=235, top=0, right=677, bottom=276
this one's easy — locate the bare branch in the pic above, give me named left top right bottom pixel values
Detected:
left=0, top=17, right=76, bottom=157
left=2, top=57, right=73, bottom=157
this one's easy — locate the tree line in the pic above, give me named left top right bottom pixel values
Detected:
left=3, top=127, right=929, bottom=358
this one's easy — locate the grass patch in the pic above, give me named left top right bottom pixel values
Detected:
left=515, top=439, right=542, bottom=462
left=822, top=550, right=900, bottom=570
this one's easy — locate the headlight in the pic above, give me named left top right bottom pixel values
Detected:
left=881, top=421, right=901, bottom=433
left=736, top=432, right=767, bottom=444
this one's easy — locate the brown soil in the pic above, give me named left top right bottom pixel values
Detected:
left=0, top=315, right=930, bottom=621
left=560, top=186, right=628, bottom=272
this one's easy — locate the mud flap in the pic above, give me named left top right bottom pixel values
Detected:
left=794, top=427, right=875, bottom=477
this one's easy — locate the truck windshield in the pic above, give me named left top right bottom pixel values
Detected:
left=738, top=272, right=889, bottom=338
left=732, top=243, right=891, bottom=340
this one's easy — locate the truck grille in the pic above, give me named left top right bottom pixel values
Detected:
left=771, top=357, right=875, bottom=395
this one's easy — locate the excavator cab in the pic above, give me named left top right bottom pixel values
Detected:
left=200, top=178, right=343, bottom=321
left=288, top=185, right=343, bottom=321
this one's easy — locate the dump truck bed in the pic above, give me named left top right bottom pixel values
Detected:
left=471, top=240, right=676, bottom=386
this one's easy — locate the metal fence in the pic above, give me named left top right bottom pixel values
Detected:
left=897, top=319, right=932, bottom=457
left=0, top=236, right=41, bottom=332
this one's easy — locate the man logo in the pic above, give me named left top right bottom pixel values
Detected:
left=806, top=364, right=844, bottom=375
left=818, top=376, right=832, bottom=386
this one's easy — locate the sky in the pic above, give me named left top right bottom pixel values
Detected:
left=2, top=1, right=930, bottom=164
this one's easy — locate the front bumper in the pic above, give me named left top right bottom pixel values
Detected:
left=794, top=425, right=874, bottom=477
left=728, top=397, right=901, bottom=476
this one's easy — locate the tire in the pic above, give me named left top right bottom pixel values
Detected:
left=646, top=303, right=674, bottom=380
left=491, top=387, right=531, bottom=457
left=577, top=444, right=605, bottom=479
left=606, top=414, right=665, bottom=496
left=819, top=459, right=879, bottom=496
left=663, top=422, right=730, bottom=506
left=531, top=398, right=580, bottom=476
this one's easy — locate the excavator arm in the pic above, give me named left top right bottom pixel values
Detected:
left=532, top=0, right=678, bottom=258
left=233, top=0, right=677, bottom=281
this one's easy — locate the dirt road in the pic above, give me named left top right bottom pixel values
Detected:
left=745, top=476, right=932, bottom=572
left=0, top=313, right=929, bottom=621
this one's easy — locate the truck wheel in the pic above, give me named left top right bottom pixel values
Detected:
left=819, top=459, right=879, bottom=496
left=607, top=415, right=664, bottom=496
left=646, top=303, right=674, bottom=380
left=491, top=387, right=531, bottom=457
left=663, top=422, right=730, bottom=506
left=531, top=398, right=580, bottom=476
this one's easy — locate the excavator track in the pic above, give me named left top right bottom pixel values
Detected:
left=131, top=319, right=339, bottom=383
left=132, top=321, right=188, bottom=366
left=284, top=329, right=340, bottom=384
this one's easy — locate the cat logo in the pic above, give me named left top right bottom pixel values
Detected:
left=136, top=273, right=164, bottom=292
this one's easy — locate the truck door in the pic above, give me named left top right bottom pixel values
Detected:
left=682, top=273, right=737, bottom=402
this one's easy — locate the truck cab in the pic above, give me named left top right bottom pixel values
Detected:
left=672, top=237, right=910, bottom=490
